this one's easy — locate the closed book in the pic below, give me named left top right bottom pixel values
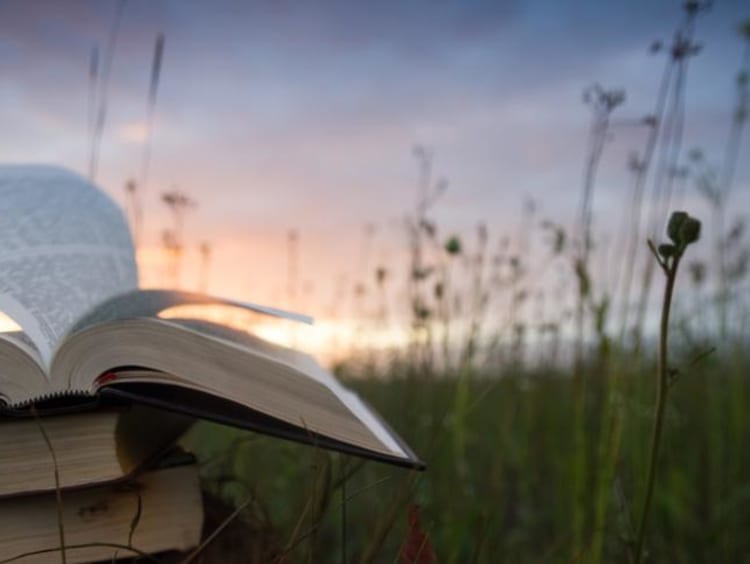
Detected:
left=0, top=458, right=203, bottom=563
left=0, top=403, right=193, bottom=498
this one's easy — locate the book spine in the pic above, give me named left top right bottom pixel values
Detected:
left=2, top=389, right=94, bottom=411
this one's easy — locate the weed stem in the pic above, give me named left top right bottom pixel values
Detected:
left=633, top=251, right=681, bottom=563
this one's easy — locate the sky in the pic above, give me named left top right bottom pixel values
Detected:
left=0, top=0, right=748, bottom=353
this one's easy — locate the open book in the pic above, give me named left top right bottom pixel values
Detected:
left=0, top=165, right=422, bottom=469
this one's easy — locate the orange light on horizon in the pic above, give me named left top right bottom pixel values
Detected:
left=0, top=299, right=409, bottom=364
left=157, top=303, right=409, bottom=364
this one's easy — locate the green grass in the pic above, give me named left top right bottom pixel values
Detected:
left=183, top=345, right=750, bottom=563
left=177, top=12, right=750, bottom=559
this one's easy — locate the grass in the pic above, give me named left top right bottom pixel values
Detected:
left=181, top=340, right=750, bottom=563
left=169, top=9, right=750, bottom=560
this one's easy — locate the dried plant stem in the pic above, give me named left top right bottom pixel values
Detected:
left=126, top=487, right=143, bottom=548
left=135, top=33, right=166, bottom=249
left=0, top=542, right=159, bottom=564
left=280, top=496, right=312, bottom=560
left=589, top=373, right=625, bottom=563
left=31, top=406, right=66, bottom=564
left=617, top=62, right=672, bottom=339
left=714, top=37, right=750, bottom=337
left=340, top=459, right=347, bottom=564
left=633, top=4, right=704, bottom=347
left=572, top=84, right=623, bottom=556
left=86, top=45, right=99, bottom=171
left=180, top=494, right=255, bottom=564
left=88, top=0, right=126, bottom=182
left=633, top=243, right=681, bottom=564
left=360, top=472, right=420, bottom=564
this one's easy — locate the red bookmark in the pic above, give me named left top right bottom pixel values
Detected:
left=95, top=372, right=119, bottom=386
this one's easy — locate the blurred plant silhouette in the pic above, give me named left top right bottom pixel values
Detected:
left=161, top=188, right=196, bottom=287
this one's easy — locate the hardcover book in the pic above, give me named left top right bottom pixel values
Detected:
left=0, top=404, right=193, bottom=497
left=0, top=455, right=203, bottom=563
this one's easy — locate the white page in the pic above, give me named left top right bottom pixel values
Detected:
left=71, top=289, right=313, bottom=334
left=0, top=166, right=137, bottom=367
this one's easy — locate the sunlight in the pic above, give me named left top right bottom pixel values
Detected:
left=0, top=312, right=21, bottom=333
left=157, top=303, right=409, bottom=362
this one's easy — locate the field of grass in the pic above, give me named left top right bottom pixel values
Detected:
left=174, top=7, right=750, bottom=561
left=184, top=342, right=750, bottom=563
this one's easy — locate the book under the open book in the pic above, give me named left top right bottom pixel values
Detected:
left=0, top=165, right=423, bottom=469
left=0, top=452, right=204, bottom=563
left=0, top=405, right=193, bottom=497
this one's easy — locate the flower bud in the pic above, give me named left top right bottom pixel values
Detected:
left=667, top=211, right=688, bottom=244
left=444, top=236, right=462, bottom=256
left=679, top=217, right=701, bottom=245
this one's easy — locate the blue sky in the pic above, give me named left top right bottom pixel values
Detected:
left=0, top=0, right=747, bottom=320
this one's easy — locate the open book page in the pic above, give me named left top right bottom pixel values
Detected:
left=0, top=330, right=41, bottom=358
left=70, top=288, right=313, bottom=334
left=152, top=318, right=407, bottom=457
left=54, top=316, right=412, bottom=461
left=0, top=330, right=43, bottom=372
left=0, top=166, right=137, bottom=367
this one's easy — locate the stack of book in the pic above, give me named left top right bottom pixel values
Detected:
left=0, top=166, right=422, bottom=561
left=0, top=405, right=202, bottom=562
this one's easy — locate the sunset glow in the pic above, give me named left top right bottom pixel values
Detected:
left=157, top=303, right=409, bottom=363
left=0, top=0, right=747, bottom=360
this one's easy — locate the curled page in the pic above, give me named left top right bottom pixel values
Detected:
left=0, top=166, right=137, bottom=367
left=70, top=288, right=313, bottom=334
